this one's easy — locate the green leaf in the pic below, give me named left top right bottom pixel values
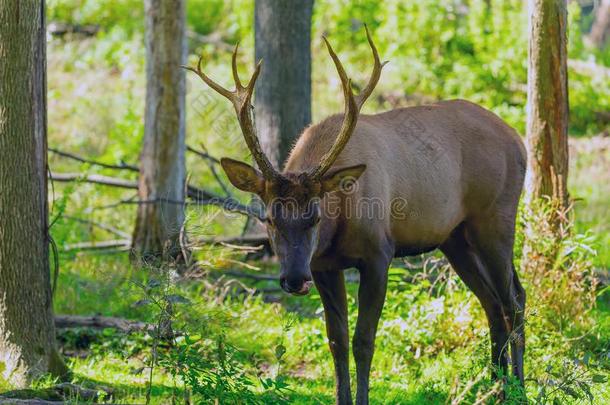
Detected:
left=592, top=374, right=607, bottom=383
left=560, top=386, right=580, bottom=399
left=275, top=344, right=286, bottom=360
left=166, top=294, right=191, bottom=304
left=132, top=299, right=152, bottom=307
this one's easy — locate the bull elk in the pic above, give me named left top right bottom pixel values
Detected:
left=185, top=27, right=527, bottom=404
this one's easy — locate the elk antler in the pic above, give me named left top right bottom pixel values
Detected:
left=310, top=26, right=387, bottom=180
left=183, top=45, right=278, bottom=179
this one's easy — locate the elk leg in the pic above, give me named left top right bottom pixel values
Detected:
left=313, top=270, right=352, bottom=405
left=353, top=254, right=390, bottom=405
left=440, top=225, right=511, bottom=379
left=509, top=265, right=526, bottom=384
left=471, top=227, right=526, bottom=385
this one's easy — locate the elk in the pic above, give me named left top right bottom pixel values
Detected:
left=185, top=27, right=527, bottom=405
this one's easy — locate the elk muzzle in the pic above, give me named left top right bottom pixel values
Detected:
left=275, top=233, right=316, bottom=296
left=279, top=269, right=313, bottom=295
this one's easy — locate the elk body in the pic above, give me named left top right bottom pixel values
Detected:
left=186, top=28, right=527, bottom=405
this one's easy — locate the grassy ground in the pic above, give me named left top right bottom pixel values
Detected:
left=40, top=239, right=610, bottom=404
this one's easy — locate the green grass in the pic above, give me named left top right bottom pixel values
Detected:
left=37, top=246, right=608, bottom=404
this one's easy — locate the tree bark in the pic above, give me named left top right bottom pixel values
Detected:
left=254, top=0, right=313, bottom=168
left=588, top=0, right=610, bottom=48
left=525, top=0, right=569, bottom=209
left=133, top=0, right=187, bottom=260
left=0, top=0, right=68, bottom=386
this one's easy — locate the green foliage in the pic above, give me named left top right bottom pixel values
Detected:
left=315, top=0, right=608, bottom=135
left=123, top=263, right=292, bottom=404
left=47, top=0, right=144, bottom=36
left=186, top=0, right=225, bottom=36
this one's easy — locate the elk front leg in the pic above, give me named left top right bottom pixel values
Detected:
left=353, top=254, right=390, bottom=405
left=313, top=270, right=352, bottom=405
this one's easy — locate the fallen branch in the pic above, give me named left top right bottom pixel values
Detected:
left=222, top=270, right=278, bottom=281
left=118, top=196, right=264, bottom=219
left=195, top=233, right=269, bottom=246
left=62, top=239, right=131, bottom=252
left=49, top=171, right=264, bottom=218
left=50, top=172, right=137, bottom=189
left=49, top=147, right=138, bottom=172
left=47, top=21, right=99, bottom=37
left=55, top=315, right=153, bottom=333
left=50, top=173, right=212, bottom=200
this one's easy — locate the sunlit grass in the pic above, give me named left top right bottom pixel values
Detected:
left=45, top=246, right=610, bottom=403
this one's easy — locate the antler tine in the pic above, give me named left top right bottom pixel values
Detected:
left=183, top=50, right=278, bottom=179
left=355, top=24, right=389, bottom=109
left=235, top=59, right=278, bottom=179
left=310, top=27, right=385, bottom=180
left=310, top=37, right=359, bottom=180
left=182, top=56, right=234, bottom=101
left=231, top=43, right=243, bottom=89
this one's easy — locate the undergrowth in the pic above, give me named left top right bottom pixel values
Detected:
left=30, top=197, right=608, bottom=404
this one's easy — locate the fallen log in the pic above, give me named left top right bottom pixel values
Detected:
left=55, top=315, right=153, bottom=333
left=0, top=382, right=113, bottom=404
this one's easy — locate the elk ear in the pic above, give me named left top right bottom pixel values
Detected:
left=320, top=164, right=366, bottom=194
left=220, top=158, right=265, bottom=195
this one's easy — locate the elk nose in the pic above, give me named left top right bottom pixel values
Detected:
left=280, top=275, right=313, bottom=296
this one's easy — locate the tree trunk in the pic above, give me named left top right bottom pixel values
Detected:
left=133, top=0, right=187, bottom=260
left=588, top=0, right=610, bottom=48
left=0, top=0, right=68, bottom=386
left=254, top=0, right=313, bottom=168
left=525, top=0, right=569, bottom=210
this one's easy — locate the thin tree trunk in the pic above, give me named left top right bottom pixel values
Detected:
left=0, top=0, right=68, bottom=386
left=133, top=0, right=187, bottom=260
left=254, top=0, right=313, bottom=168
left=525, top=0, right=569, bottom=210
left=246, top=0, right=313, bottom=237
left=588, top=0, right=610, bottom=47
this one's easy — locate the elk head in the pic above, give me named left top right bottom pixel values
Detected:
left=185, top=27, right=385, bottom=295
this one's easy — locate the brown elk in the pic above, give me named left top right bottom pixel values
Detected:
left=185, top=27, right=527, bottom=405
